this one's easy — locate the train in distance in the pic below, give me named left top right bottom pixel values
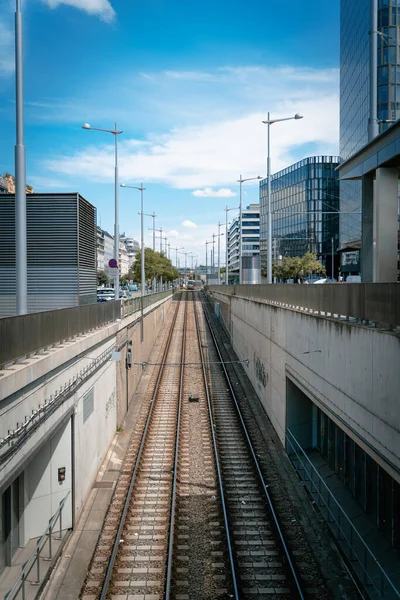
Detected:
left=187, top=279, right=203, bottom=290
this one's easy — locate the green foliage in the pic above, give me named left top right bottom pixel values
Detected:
left=120, top=273, right=130, bottom=285
left=97, top=270, right=109, bottom=286
left=130, top=248, right=179, bottom=283
left=268, top=252, right=326, bottom=282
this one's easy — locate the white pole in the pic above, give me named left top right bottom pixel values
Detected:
left=140, top=185, right=145, bottom=340
left=114, top=123, right=120, bottom=299
left=15, top=0, right=27, bottom=315
left=217, top=222, right=221, bottom=284
left=239, top=176, right=242, bottom=284
left=267, top=115, right=272, bottom=284
left=225, top=207, right=229, bottom=285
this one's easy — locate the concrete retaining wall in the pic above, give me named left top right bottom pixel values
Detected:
left=210, top=290, right=400, bottom=482
left=0, top=294, right=173, bottom=549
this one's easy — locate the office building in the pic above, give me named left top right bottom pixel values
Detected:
left=120, top=233, right=140, bottom=269
left=339, top=0, right=400, bottom=278
left=0, top=193, right=97, bottom=316
left=260, top=156, right=340, bottom=278
left=227, top=204, right=260, bottom=284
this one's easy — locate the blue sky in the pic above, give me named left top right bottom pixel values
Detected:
left=0, top=0, right=340, bottom=264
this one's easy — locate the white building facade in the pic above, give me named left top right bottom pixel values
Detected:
left=227, top=204, right=260, bottom=283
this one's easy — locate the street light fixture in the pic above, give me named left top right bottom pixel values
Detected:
left=83, top=122, right=123, bottom=299
left=262, top=112, right=303, bottom=284
left=237, top=175, right=262, bottom=284
left=120, top=183, right=146, bottom=341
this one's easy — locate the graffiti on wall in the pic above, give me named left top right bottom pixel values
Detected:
left=254, top=353, right=267, bottom=387
left=106, top=390, right=116, bottom=418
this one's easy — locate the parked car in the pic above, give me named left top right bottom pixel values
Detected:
left=97, top=287, right=115, bottom=301
left=129, top=284, right=138, bottom=292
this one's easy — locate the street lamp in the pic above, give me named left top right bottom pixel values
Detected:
left=212, top=228, right=224, bottom=284
left=15, top=0, right=27, bottom=314
left=155, top=227, right=163, bottom=253
left=171, top=247, right=183, bottom=269
left=205, top=240, right=212, bottom=282
left=237, top=175, right=262, bottom=284
left=83, top=122, right=123, bottom=299
left=143, top=212, right=156, bottom=250
left=225, top=205, right=238, bottom=285
left=262, top=112, right=303, bottom=284
left=120, top=183, right=146, bottom=341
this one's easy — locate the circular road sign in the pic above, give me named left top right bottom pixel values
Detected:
left=108, top=258, right=118, bottom=268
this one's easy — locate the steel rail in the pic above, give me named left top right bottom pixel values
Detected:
left=99, top=293, right=183, bottom=600
left=165, top=292, right=188, bottom=598
left=200, top=292, right=305, bottom=600
left=193, top=293, right=240, bottom=600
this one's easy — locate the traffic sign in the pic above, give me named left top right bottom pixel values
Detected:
left=108, top=258, right=118, bottom=268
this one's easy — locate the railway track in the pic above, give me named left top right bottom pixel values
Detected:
left=81, top=291, right=318, bottom=599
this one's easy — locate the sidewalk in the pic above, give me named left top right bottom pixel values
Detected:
left=41, top=364, right=154, bottom=600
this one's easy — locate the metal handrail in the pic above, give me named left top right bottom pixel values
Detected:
left=5, top=491, right=70, bottom=600
left=286, top=429, right=400, bottom=599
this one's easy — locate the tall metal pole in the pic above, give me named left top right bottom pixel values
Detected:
left=225, top=207, right=229, bottom=285
left=369, top=0, right=379, bottom=141
left=331, top=237, right=334, bottom=282
left=152, top=212, right=156, bottom=251
left=15, top=0, right=27, bottom=315
left=239, top=175, right=243, bottom=284
left=114, top=123, right=120, bottom=299
left=159, top=227, right=163, bottom=253
left=140, top=185, right=145, bottom=340
left=212, top=234, right=216, bottom=274
left=217, top=222, right=222, bottom=284
left=267, top=115, right=272, bottom=284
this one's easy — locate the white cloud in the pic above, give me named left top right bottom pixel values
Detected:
left=192, top=188, right=236, bottom=198
left=44, top=65, right=339, bottom=190
left=167, top=230, right=180, bottom=238
left=181, top=220, right=197, bottom=229
left=44, top=0, right=115, bottom=22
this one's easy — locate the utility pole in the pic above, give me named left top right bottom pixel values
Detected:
left=217, top=222, right=222, bottom=284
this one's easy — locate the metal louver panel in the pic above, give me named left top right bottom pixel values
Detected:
left=0, top=193, right=96, bottom=317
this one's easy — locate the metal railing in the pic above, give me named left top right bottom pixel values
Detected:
left=121, top=289, right=173, bottom=319
left=0, top=290, right=173, bottom=369
left=286, top=430, right=400, bottom=600
left=208, top=283, right=400, bottom=329
left=5, top=492, right=70, bottom=600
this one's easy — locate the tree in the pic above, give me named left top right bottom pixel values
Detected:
left=97, top=270, right=109, bottom=286
left=130, top=248, right=179, bottom=283
left=270, top=252, right=326, bottom=282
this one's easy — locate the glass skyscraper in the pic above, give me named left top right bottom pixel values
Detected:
left=260, top=156, right=340, bottom=278
left=340, top=0, right=400, bottom=252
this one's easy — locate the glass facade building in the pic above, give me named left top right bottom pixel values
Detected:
left=260, top=156, right=340, bottom=277
left=339, top=0, right=400, bottom=252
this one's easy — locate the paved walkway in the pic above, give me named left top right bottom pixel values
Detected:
left=41, top=363, right=154, bottom=600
